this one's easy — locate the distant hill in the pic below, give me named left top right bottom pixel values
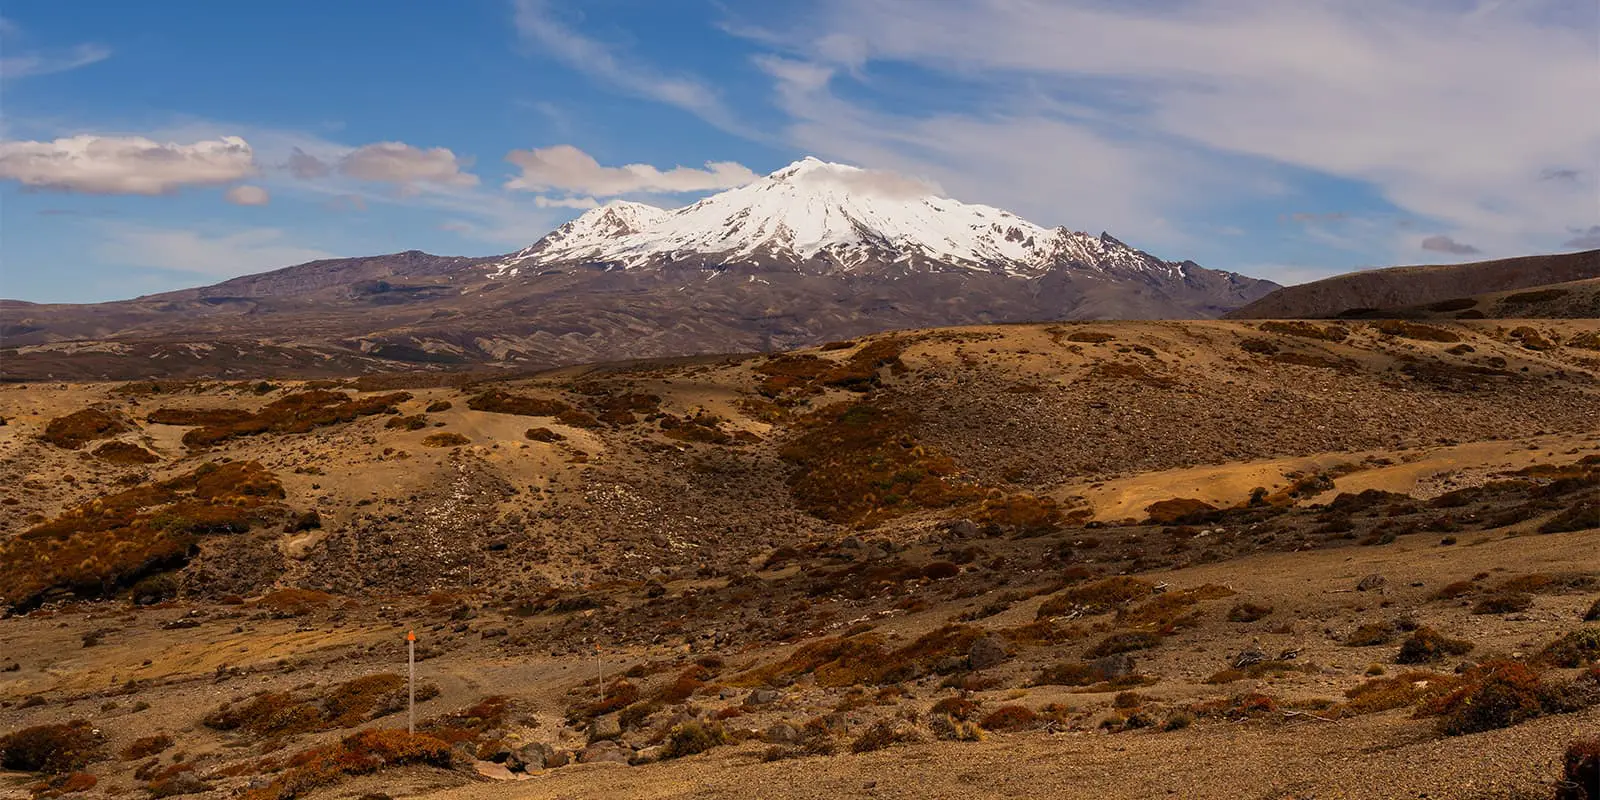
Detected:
left=1227, top=250, right=1600, bottom=319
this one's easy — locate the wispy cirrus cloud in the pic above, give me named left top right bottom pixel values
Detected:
left=92, top=223, right=334, bottom=275
left=510, top=0, right=754, bottom=136
left=0, top=19, right=110, bottom=80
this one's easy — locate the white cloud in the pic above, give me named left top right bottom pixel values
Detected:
left=0, top=134, right=256, bottom=195
left=511, top=0, right=753, bottom=136
left=224, top=185, right=270, bottom=206
left=504, top=144, right=757, bottom=196
left=734, top=0, right=1600, bottom=261
left=534, top=195, right=600, bottom=209
left=94, top=224, right=334, bottom=275
left=338, top=141, right=477, bottom=188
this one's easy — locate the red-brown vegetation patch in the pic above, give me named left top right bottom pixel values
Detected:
left=0, top=461, right=287, bottom=609
left=1227, top=602, right=1273, bottom=623
left=146, top=407, right=254, bottom=426
left=1117, top=585, right=1234, bottom=633
left=464, top=389, right=571, bottom=417
left=1143, top=498, right=1220, bottom=525
left=1189, top=693, right=1279, bottom=720
left=41, top=408, right=127, bottom=449
left=779, top=402, right=983, bottom=526
left=734, top=625, right=987, bottom=688
left=240, top=728, right=453, bottom=800
left=1085, top=631, right=1164, bottom=658
left=969, top=493, right=1069, bottom=535
left=1259, top=320, right=1350, bottom=341
left=1416, top=660, right=1593, bottom=735
left=525, top=427, right=564, bottom=442
left=119, top=735, right=173, bottom=761
left=1374, top=320, right=1461, bottom=342
left=177, top=390, right=411, bottom=448
left=1562, top=739, right=1600, bottom=800
left=92, top=441, right=160, bottom=464
left=203, top=674, right=412, bottom=739
left=384, top=414, right=428, bottom=431
left=978, top=705, right=1038, bottom=732
left=421, top=432, right=470, bottom=447
left=1065, top=331, right=1116, bottom=344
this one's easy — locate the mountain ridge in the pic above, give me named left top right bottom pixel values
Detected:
left=1, top=157, right=1283, bottom=380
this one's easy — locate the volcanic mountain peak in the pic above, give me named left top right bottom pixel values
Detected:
left=488, top=157, right=1199, bottom=279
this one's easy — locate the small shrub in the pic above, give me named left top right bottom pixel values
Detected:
left=384, top=415, right=428, bottom=431
left=1161, top=712, right=1193, bottom=731
left=1536, top=629, right=1600, bottom=668
left=422, top=432, right=470, bottom=447
left=930, top=696, right=979, bottom=721
left=849, top=720, right=921, bottom=753
left=1586, top=598, right=1600, bottom=622
left=424, top=400, right=453, bottom=413
left=524, top=427, right=564, bottom=442
left=42, top=408, right=127, bottom=449
left=1036, top=577, right=1156, bottom=619
left=1189, top=693, right=1278, bottom=720
left=1035, top=661, right=1111, bottom=687
left=1420, top=661, right=1553, bottom=735
left=240, top=728, right=452, bottom=800
left=928, top=714, right=985, bottom=742
left=1432, top=581, right=1477, bottom=600
left=979, top=704, right=1038, bottom=732
left=0, top=721, right=101, bottom=774
left=1345, top=622, right=1397, bottom=647
left=1227, top=602, right=1272, bottom=623
left=1473, top=592, right=1534, bottom=615
left=922, top=561, right=961, bottom=580
left=1396, top=627, right=1474, bottom=664
left=1560, top=739, right=1600, bottom=800
left=661, top=720, right=727, bottom=759
left=120, top=734, right=174, bottom=760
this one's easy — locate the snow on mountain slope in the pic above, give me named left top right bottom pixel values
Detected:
left=491, top=157, right=1210, bottom=281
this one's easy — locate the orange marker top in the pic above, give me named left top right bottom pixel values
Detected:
left=407, top=630, right=416, bottom=642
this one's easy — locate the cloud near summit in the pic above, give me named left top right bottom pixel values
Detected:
left=504, top=144, right=757, bottom=196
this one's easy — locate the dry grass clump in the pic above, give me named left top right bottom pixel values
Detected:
left=1338, top=671, right=1461, bottom=716
left=1227, top=602, right=1273, bottom=623
left=0, top=461, right=286, bottom=609
left=970, top=493, right=1068, bottom=536
left=1117, top=585, right=1234, bottom=633
left=1374, top=320, right=1461, bottom=342
left=849, top=720, right=921, bottom=753
left=1396, top=627, right=1474, bottom=664
left=1586, top=599, right=1600, bottom=622
left=177, top=390, right=411, bottom=448
left=92, top=440, right=160, bottom=464
left=421, top=432, right=470, bottom=447
left=779, top=402, right=983, bottom=526
left=1036, top=577, right=1157, bottom=619
left=1535, top=629, right=1600, bottom=668
left=1432, top=580, right=1478, bottom=600
left=661, top=720, right=728, bottom=759
left=425, top=399, right=453, bottom=412
left=978, top=705, right=1038, bottom=732
left=241, top=728, right=453, bottom=800
left=203, top=674, right=415, bottom=738
left=930, top=696, right=979, bottom=720
left=1258, top=321, right=1348, bottom=341
left=0, top=721, right=101, bottom=774
left=1188, top=693, right=1279, bottom=720
left=42, top=408, right=128, bottom=449
left=1085, top=631, right=1163, bottom=658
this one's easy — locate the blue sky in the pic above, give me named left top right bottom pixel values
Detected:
left=1, top=0, right=1596, bottom=303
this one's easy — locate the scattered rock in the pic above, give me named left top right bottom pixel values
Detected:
left=1356, top=574, right=1387, bottom=592
left=968, top=635, right=1009, bottom=670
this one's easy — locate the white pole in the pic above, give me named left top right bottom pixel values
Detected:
left=408, top=630, right=416, bottom=734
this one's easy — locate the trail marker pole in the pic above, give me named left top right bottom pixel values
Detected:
left=407, top=630, right=416, bottom=734
left=596, top=643, right=604, bottom=704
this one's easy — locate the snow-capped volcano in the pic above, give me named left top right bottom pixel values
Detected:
left=490, top=157, right=1205, bottom=281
